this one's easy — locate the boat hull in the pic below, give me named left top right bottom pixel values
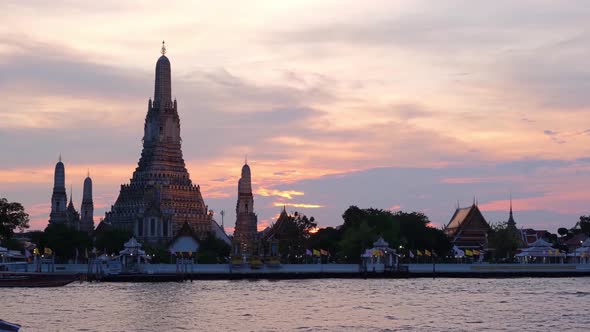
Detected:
left=0, top=273, right=78, bottom=288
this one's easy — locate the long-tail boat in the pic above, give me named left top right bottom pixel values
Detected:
left=0, top=272, right=78, bottom=288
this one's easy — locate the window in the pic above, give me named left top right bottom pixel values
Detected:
left=151, top=218, right=156, bottom=236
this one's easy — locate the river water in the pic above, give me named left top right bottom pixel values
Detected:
left=1, top=278, right=589, bottom=331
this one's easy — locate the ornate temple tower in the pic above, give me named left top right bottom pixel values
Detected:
left=49, top=156, right=68, bottom=224
left=66, top=188, right=81, bottom=227
left=233, top=161, right=258, bottom=256
left=80, top=172, right=94, bottom=234
left=103, top=42, right=216, bottom=243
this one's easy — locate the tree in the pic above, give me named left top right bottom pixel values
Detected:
left=0, top=198, right=30, bottom=241
left=40, top=223, right=92, bottom=261
left=579, top=216, right=590, bottom=236
left=488, top=222, right=521, bottom=262
left=94, top=228, right=133, bottom=255
left=337, top=207, right=451, bottom=263
left=197, top=232, right=231, bottom=263
left=557, top=227, right=569, bottom=237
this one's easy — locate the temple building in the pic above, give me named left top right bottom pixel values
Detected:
left=102, top=42, right=226, bottom=244
left=79, top=172, right=95, bottom=233
left=232, top=161, right=259, bottom=257
left=48, top=157, right=94, bottom=234
left=443, top=201, right=491, bottom=250
left=49, top=156, right=68, bottom=225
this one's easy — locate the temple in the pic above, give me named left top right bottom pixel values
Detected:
left=232, top=161, right=259, bottom=257
left=48, top=157, right=94, bottom=234
left=102, top=42, right=226, bottom=244
left=443, top=200, right=491, bottom=250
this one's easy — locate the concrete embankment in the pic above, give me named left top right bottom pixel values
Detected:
left=11, top=263, right=590, bottom=281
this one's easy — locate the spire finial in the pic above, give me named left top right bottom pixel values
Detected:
left=245, top=154, right=248, bottom=165
left=161, top=40, right=166, bottom=55
left=87, top=169, right=90, bottom=178
left=59, top=154, right=62, bottom=163
left=69, top=185, right=73, bottom=204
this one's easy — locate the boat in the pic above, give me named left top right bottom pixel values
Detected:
left=0, top=272, right=79, bottom=288
left=0, top=319, right=21, bottom=332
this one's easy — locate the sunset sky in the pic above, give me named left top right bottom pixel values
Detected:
left=1, top=0, right=590, bottom=233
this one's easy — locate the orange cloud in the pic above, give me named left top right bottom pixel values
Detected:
left=273, top=202, right=323, bottom=208
left=257, top=187, right=304, bottom=199
left=479, top=191, right=590, bottom=215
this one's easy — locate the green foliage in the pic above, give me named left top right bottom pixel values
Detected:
left=143, top=244, right=172, bottom=263
left=271, top=212, right=318, bottom=263
left=336, top=206, right=451, bottom=263
left=579, top=216, right=590, bottom=235
left=94, top=227, right=133, bottom=255
left=557, top=227, right=569, bottom=237
left=36, top=223, right=92, bottom=261
left=197, top=232, right=230, bottom=263
left=0, top=198, right=30, bottom=241
left=307, top=227, right=340, bottom=260
left=488, top=222, right=521, bottom=261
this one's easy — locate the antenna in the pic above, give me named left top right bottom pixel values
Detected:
left=161, top=40, right=166, bottom=55
left=220, top=210, right=225, bottom=230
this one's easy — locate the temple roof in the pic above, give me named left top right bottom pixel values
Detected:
left=444, top=204, right=491, bottom=238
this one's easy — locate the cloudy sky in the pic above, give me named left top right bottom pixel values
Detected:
left=1, top=0, right=590, bottom=233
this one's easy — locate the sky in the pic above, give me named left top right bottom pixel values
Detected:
left=1, top=0, right=590, bottom=233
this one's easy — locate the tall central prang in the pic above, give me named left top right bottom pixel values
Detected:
left=103, top=42, right=225, bottom=243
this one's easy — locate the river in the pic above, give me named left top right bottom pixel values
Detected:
left=1, top=278, right=589, bottom=331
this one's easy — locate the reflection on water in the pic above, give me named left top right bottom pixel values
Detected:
left=2, top=278, right=590, bottom=331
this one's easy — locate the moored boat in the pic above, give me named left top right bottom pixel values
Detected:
left=0, top=272, right=78, bottom=288
left=0, top=319, right=21, bottom=332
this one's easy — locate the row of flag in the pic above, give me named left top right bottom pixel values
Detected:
left=409, top=250, right=436, bottom=258
left=306, top=249, right=329, bottom=256
left=32, top=248, right=53, bottom=256
left=544, top=249, right=561, bottom=255
left=464, top=249, right=481, bottom=256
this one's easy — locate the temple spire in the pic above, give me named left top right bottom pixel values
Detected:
left=154, top=40, right=172, bottom=105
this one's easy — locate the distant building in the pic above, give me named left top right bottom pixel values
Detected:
left=48, top=157, right=94, bottom=234
left=519, top=228, right=551, bottom=247
left=232, top=161, right=258, bottom=257
left=49, top=156, right=68, bottom=225
left=101, top=42, right=225, bottom=244
left=443, top=202, right=491, bottom=250
left=79, top=172, right=95, bottom=233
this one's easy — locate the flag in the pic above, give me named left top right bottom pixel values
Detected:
left=313, top=249, right=320, bottom=256
left=372, top=249, right=384, bottom=256
left=320, top=249, right=328, bottom=256
left=465, top=249, right=473, bottom=256
left=432, top=250, right=438, bottom=257
left=417, top=250, right=423, bottom=256
left=425, top=250, right=431, bottom=257
left=25, top=249, right=31, bottom=259
left=305, top=249, right=312, bottom=256
left=473, top=250, right=480, bottom=256
left=44, top=248, right=53, bottom=255
left=33, top=248, right=39, bottom=255
left=409, top=250, right=415, bottom=258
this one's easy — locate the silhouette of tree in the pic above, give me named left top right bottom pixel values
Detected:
left=0, top=198, right=30, bottom=241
